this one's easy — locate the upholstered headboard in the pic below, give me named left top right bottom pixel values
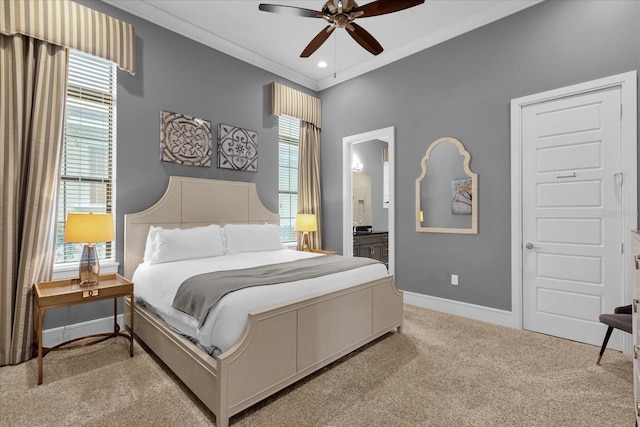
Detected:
left=123, top=176, right=279, bottom=279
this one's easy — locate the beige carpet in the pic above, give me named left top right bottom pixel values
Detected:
left=0, top=305, right=633, bottom=426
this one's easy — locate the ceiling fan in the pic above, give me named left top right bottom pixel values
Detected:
left=258, top=0, right=425, bottom=57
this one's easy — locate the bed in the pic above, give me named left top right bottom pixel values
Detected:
left=123, top=176, right=403, bottom=427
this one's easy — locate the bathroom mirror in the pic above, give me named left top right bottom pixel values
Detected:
left=415, top=137, right=477, bottom=234
left=352, top=171, right=372, bottom=226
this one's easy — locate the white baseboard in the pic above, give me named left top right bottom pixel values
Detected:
left=403, top=291, right=633, bottom=355
left=43, top=314, right=125, bottom=348
left=403, top=291, right=518, bottom=329
left=45, top=292, right=625, bottom=356
left=43, top=291, right=517, bottom=347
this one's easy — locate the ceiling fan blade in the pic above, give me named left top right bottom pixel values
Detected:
left=346, top=22, right=383, bottom=55
left=300, top=25, right=335, bottom=58
left=258, top=4, right=323, bottom=18
left=353, top=0, right=425, bottom=18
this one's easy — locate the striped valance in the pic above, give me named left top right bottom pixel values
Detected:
left=271, top=82, right=321, bottom=129
left=1, top=0, right=135, bottom=75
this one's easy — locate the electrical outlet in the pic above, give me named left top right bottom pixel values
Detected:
left=451, top=274, right=458, bottom=286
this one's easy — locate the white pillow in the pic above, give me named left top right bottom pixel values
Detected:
left=150, top=225, right=224, bottom=264
left=223, top=224, right=284, bottom=254
left=143, top=226, right=160, bottom=263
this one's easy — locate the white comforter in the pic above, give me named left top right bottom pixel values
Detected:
left=132, top=249, right=389, bottom=354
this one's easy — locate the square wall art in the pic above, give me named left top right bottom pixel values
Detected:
left=160, top=111, right=212, bottom=167
left=217, top=123, right=258, bottom=172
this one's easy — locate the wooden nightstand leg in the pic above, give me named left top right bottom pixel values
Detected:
left=113, top=297, right=118, bottom=333
left=129, top=293, right=134, bottom=357
left=37, top=306, right=44, bottom=385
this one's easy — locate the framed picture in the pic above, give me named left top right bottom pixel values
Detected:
left=217, top=123, right=258, bottom=172
left=451, top=179, right=472, bottom=215
left=160, top=111, right=212, bottom=167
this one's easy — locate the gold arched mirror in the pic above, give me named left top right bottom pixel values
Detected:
left=416, top=137, right=477, bottom=234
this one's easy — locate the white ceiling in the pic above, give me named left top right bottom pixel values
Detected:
left=102, top=0, right=543, bottom=91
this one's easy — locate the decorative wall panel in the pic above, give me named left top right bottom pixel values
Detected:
left=160, top=111, right=212, bottom=167
left=217, top=123, right=258, bottom=172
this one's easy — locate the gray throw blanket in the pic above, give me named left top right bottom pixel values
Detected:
left=172, top=255, right=382, bottom=327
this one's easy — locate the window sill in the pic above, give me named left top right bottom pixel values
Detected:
left=52, top=260, right=119, bottom=280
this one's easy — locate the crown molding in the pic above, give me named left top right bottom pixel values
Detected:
left=102, top=0, right=543, bottom=92
left=316, top=0, right=544, bottom=90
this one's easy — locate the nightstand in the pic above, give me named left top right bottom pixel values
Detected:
left=309, top=249, right=338, bottom=255
left=33, top=273, right=134, bottom=385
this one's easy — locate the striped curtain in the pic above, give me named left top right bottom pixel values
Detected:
left=298, top=122, right=323, bottom=251
left=0, top=34, right=68, bottom=365
left=0, top=0, right=135, bottom=74
left=270, top=82, right=323, bottom=250
left=271, top=82, right=322, bottom=129
left=0, top=1, right=135, bottom=366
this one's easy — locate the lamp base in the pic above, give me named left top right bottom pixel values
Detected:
left=301, top=232, right=311, bottom=252
left=78, top=244, right=100, bottom=287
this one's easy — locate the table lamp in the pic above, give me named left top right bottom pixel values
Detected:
left=295, top=214, right=317, bottom=252
left=63, top=212, right=114, bottom=286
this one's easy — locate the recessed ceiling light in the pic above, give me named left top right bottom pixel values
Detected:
left=317, top=61, right=328, bottom=68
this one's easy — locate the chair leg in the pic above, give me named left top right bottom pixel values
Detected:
left=596, top=326, right=614, bottom=365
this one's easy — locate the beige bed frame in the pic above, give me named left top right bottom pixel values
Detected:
left=123, top=176, right=403, bottom=427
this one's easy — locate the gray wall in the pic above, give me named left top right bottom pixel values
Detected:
left=44, top=0, right=317, bottom=329
left=45, top=0, right=639, bottom=329
left=320, top=0, right=640, bottom=310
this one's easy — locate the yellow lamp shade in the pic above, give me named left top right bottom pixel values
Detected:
left=64, top=213, right=114, bottom=243
left=295, top=214, right=317, bottom=232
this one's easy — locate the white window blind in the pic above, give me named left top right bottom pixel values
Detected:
left=55, top=50, right=116, bottom=264
left=278, top=116, right=300, bottom=242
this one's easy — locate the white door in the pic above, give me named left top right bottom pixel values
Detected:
left=522, top=87, right=623, bottom=347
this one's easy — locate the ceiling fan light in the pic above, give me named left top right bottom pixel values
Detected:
left=317, top=61, right=328, bottom=68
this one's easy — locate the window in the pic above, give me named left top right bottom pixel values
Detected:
left=55, top=50, right=116, bottom=264
left=278, top=116, right=300, bottom=242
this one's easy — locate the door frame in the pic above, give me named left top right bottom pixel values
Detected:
left=342, top=126, right=395, bottom=275
left=510, top=71, right=637, bottom=351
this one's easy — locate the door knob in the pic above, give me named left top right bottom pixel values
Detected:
left=525, top=243, right=535, bottom=249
